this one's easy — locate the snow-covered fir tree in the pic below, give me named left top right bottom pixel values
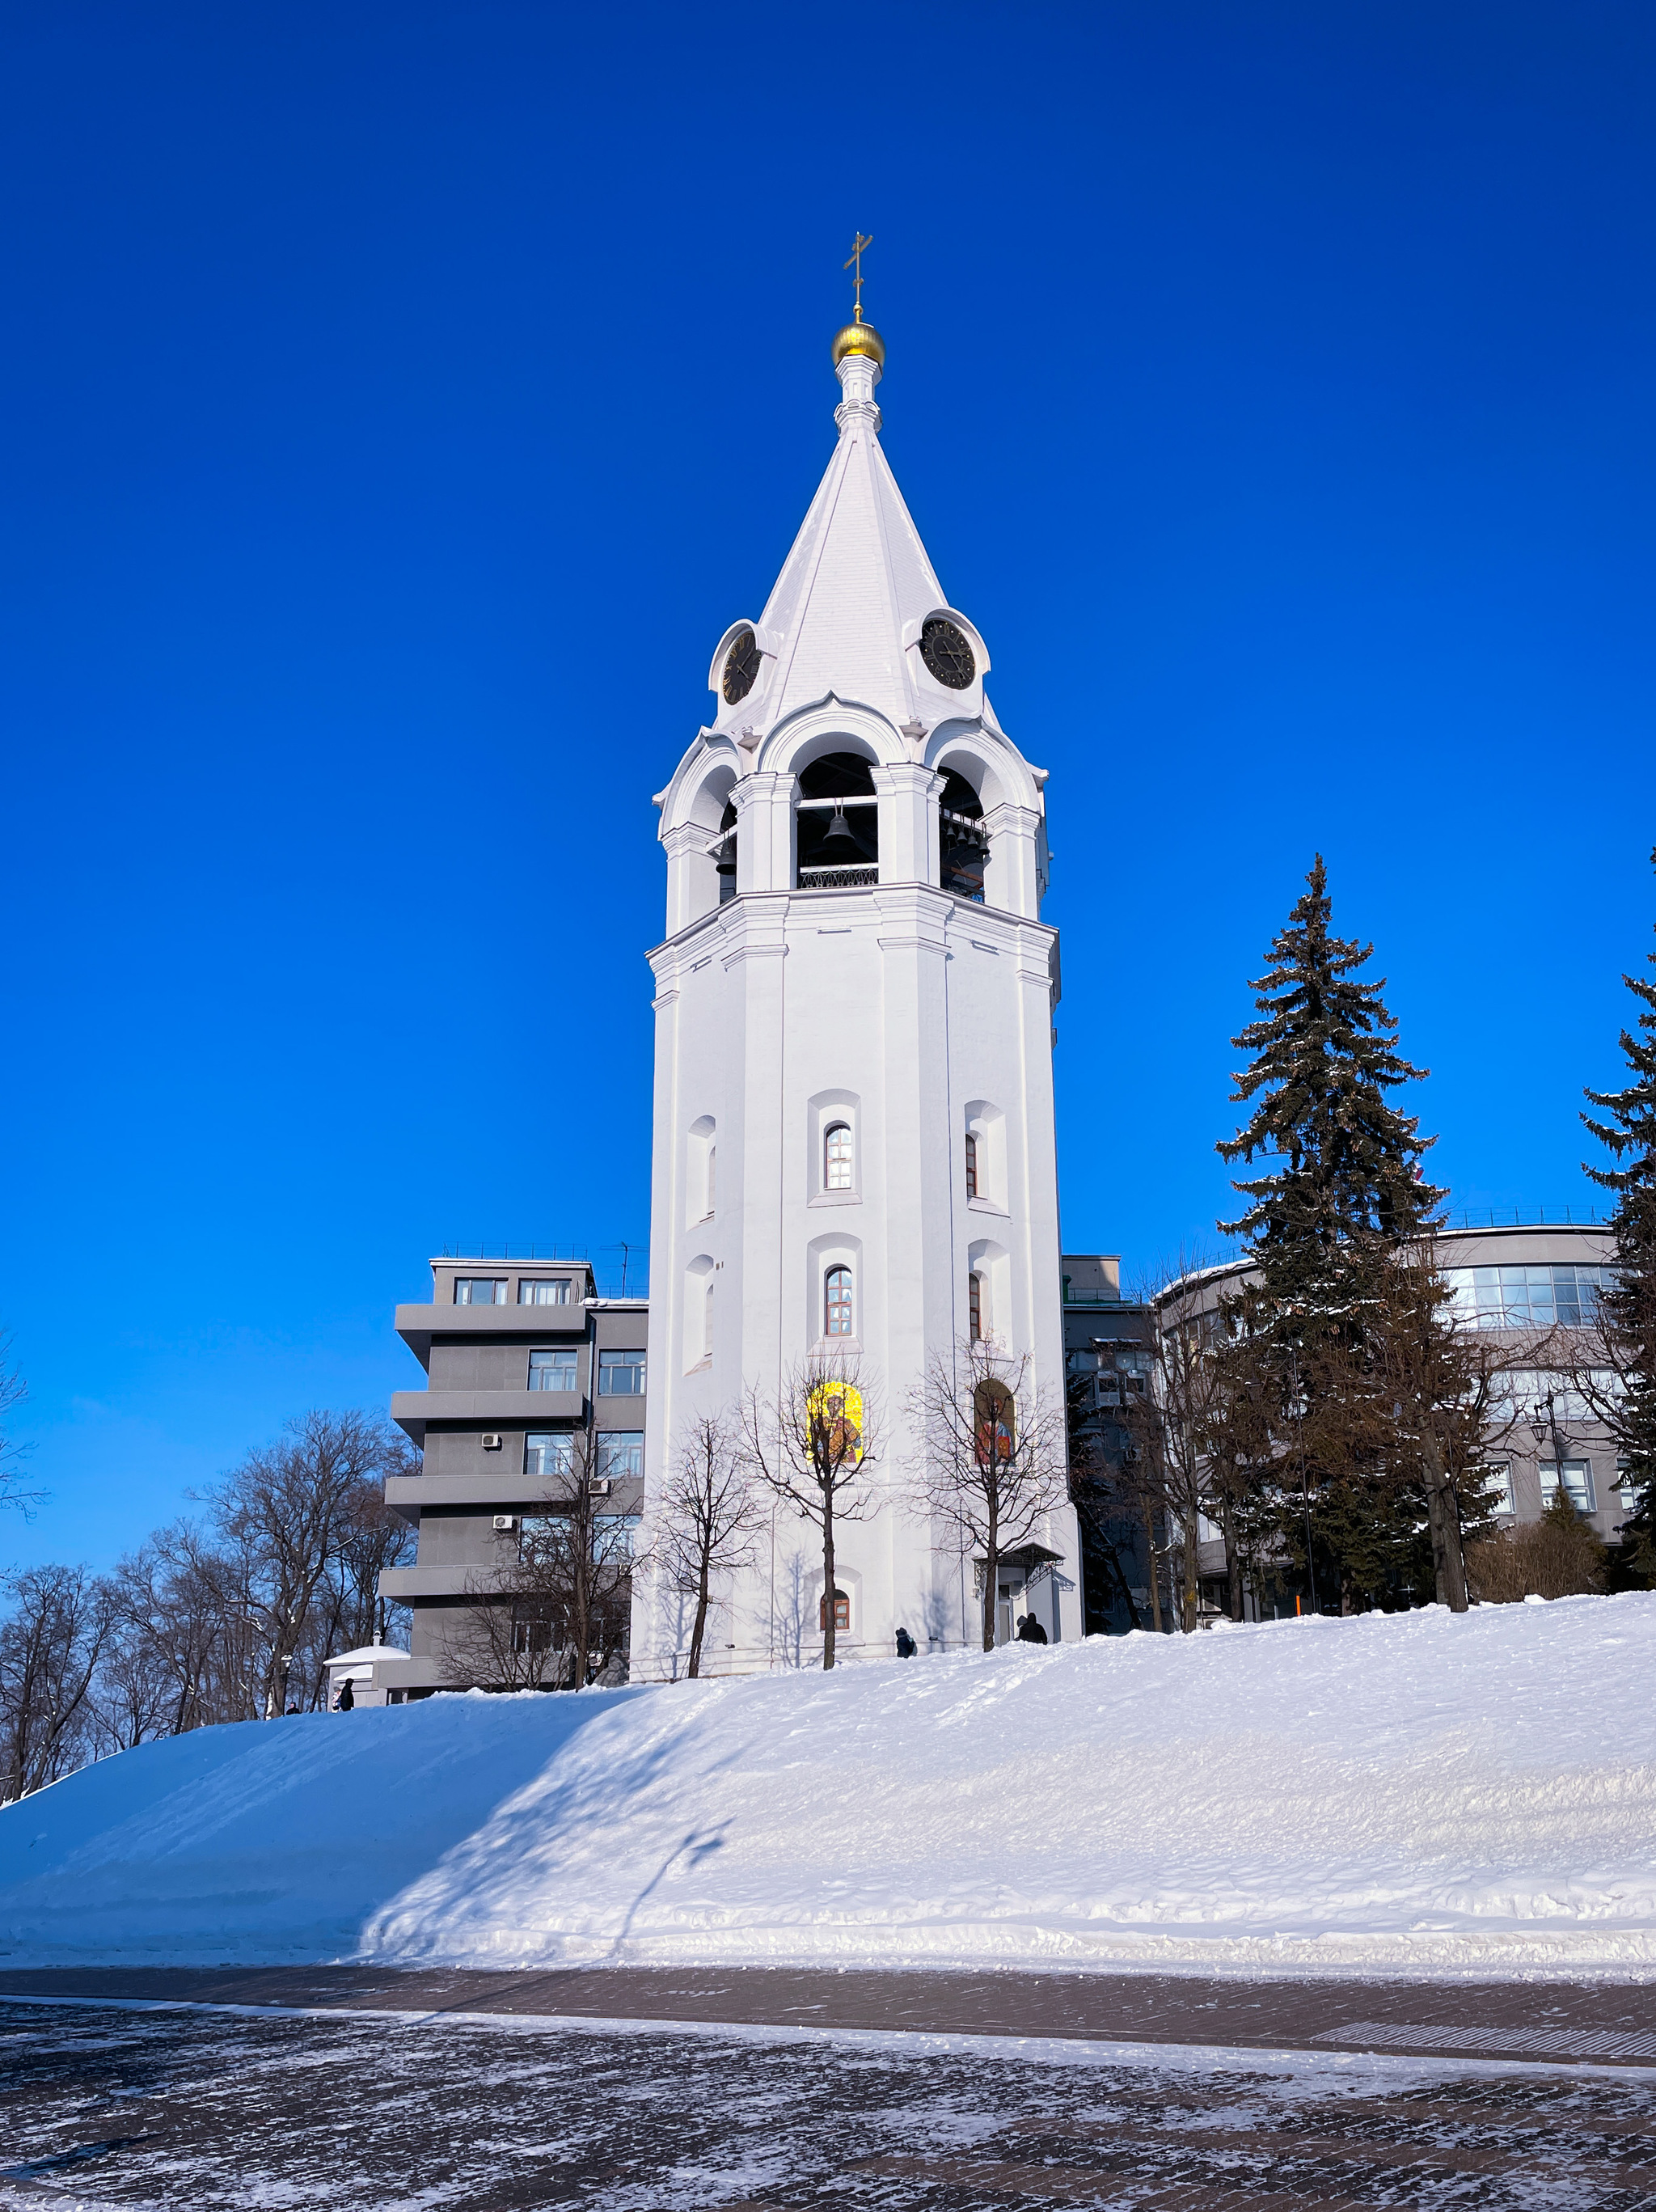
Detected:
left=1583, top=844, right=1656, bottom=1554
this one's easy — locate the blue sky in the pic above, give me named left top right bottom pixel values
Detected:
left=4, top=0, right=1654, bottom=1572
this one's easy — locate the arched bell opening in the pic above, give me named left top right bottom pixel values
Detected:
left=938, top=768, right=988, bottom=903
left=713, top=800, right=737, bottom=905
left=796, top=752, right=878, bottom=890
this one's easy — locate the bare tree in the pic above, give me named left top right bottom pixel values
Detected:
left=910, top=1339, right=1066, bottom=1652
left=0, top=1332, right=41, bottom=1519
left=207, top=1410, right=406, bottom=1715
left=0, top=1566, right=116, bottom=1801
left=1118, top=1312, right=1227, bottom=1634
left=741, top=1356, right=879, bottom=1670
left=640, top=1409, right=763, bottom=1677
left=439, top=1422, right=637, bottom=1690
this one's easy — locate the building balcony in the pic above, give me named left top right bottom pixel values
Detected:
left=395, top=1302, right=587, bottom=1363
left=390, top=1389, right=585, bottom=1444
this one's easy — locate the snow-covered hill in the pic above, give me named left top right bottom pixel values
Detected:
left=3, top=1597, right=1655, bottom=1978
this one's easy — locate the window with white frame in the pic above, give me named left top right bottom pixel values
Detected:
left=524, top=1433, right=574, bottom=1480
left=969, top=1271, right=984, bottom=1340
left=1540, top=1459, right=1595, bottom=1512
left=825, top=1267, right=854, bottom=1338
left=454, top=1277, right=506, bottom=1305
left=1616, top=1467, right=1644, bottom=1517
left=529, top=1348, right=579, bottom=1391
left=597, top=1436, right=644, bottom=1484
left=518, top=1279, right=570, bottom=1305
left=1445, top=1264, right=1609, bottom=1330
left=824, top=1122, right=853, bottom=1191
left=598, top=1348, right=646, bottom=1395
left=1486, top=1369, right=1620, bottom=1425
left=1480, top=1461, right=1515, bottom=1516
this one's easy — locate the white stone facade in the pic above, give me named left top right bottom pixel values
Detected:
left=632, top=338, right=1077, bottom=1676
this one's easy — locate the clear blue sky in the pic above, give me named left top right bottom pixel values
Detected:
left=5, top=0, right=1654, bottom=1574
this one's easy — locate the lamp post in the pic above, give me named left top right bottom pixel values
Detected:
left=1527, top=1390, right=1576, bottom=1512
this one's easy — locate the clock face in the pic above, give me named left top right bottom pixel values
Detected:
left=721, top=627, right=762, bottom=705
left=920, top=616, right=975, bottom=690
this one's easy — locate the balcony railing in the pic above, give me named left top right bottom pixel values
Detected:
left=797, top=865, right=879, bottom=890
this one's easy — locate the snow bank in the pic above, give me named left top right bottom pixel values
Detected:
left=3, top=1597, right=1655, bottom=1977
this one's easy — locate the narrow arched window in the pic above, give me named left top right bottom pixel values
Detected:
left=825, top=1267, right=854, bottom=1338
left=965, top=1131, right=978, bottom=1199
left=706, top=1143, right=716, bottom=1216
left=824, top=1122, right=853, bottom=1191
left=969, top=1272, right=984, bottom=1341
left=819, top=1588, right=850, bottom=1631
left=703, top=1276, right=715, bottom=1361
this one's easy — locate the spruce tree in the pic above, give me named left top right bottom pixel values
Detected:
left=1219, top=855, right=1444, bottom=1298
left=1583, top=845, right=1656, bottom=1551
left=1217, top=856, right=1445, bottom=1609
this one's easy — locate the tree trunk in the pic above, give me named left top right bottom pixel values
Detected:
left=687, top=1558, right=710, bottom=1678
left=1182, top=1516, right=1199, bottom=1633
left=1140, top=1498, right=1164, bottom=1633
left=982, top=1489, right=1000, bottom=1652
left=821, top=1493, right=836, bottom=1671
left=1222, top=1497, right=1244, bottom=1622
left=1423, top=1439, right=1469, bottom=1613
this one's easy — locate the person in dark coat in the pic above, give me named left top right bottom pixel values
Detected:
left=1015, top=1613, right=1049, bottom=1645
left=335, top=1677, right=355, bottom=1711
left=894, top=1626, right=917, bottom=1659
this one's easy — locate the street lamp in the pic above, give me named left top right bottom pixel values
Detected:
left=1527, top=1390, right=1575, bottom=1512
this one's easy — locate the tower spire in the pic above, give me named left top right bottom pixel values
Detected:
left=830, top=231, right=885, bottom=428
left=843, top=231, right=873, bottom=324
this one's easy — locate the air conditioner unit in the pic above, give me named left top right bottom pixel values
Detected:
left=593, top=1478, right=612, bottom=1496
left=493, top=1513, right=520, bottom=1533
left=481, top=1432, right=504, bottom=1450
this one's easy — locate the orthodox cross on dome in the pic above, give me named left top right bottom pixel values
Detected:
left=843, top=231, right=873, bottom=324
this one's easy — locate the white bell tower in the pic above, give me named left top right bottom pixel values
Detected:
left=635, top=311, right=1075, bottom=1675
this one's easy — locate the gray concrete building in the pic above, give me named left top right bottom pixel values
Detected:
left=1158, top=1217, right=1631, bottom=1619
left=373, top=1256, right=649, bottom=1694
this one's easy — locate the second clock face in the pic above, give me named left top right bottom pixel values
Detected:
left=722, top=627, right=762, bottom=705
left=920, top=616, right=975, bottom=690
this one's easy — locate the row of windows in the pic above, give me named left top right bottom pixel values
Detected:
left=523, top=1433, right=644, bottom=1482
left=455, top=1276, right=573, bottom=1306
left=526, top=1349, right=647, bottom=1394
left=1446, top=1264, right=1608, bottom=1330
left=1482, top=1457, right=1641, bottom=1517
left=694, top=1117, right=998, bottom=1216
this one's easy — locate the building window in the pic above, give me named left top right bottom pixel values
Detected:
left=1540, top=1459, right=1595, bottom=1513
left=706, top=1143, right=716, bottom=1215
left=597, top=1436, right=644, bottom=1484
left=969, top=1271, right=983, bottom=1340
left=825, top=1267, right=854, bottom=1338
left=599, top=1513, right=644, bottom=1561
left=511, top=1599, right=556, bottom=1654
left=825, top=1122, right=853, bottom=1191
left=819, top=1588, right=850, bottom=1631
left=525, top=1433, right=574, bottom=1480
left=518, top=1279, right=569, bottom=1305
left=529, top=1348, right=579, bottom=1391
left=1481, top=1461, right=1515, bottom=1516
left=1446, top=1265, right=1608, bottom=1330
left=1617, top=1470, right=1645, bottom=1517
left=598, top=1349, right=647, bottom=1395
left=454, top=1277, right=506, bottom=1305
left=965, top=1131, right=979, bottom=1199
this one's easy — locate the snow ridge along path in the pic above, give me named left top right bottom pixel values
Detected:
left=2, top=1597, right=1654, bottom=1978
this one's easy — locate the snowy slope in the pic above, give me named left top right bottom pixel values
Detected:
left=3, top=1597, right=1655, bottom=1977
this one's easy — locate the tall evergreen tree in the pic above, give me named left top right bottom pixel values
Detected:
left=1215, top=856, right=1446, bottom=1609
left=1219, top=855, right=1444, bottom=1296
left=1582, top=845, right=1656, bottom=1554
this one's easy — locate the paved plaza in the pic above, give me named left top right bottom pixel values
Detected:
left=2, top=1971, right=1655, bottom=2207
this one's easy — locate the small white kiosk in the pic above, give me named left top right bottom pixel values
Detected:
left=323, top=1643, right=412, bottom=1710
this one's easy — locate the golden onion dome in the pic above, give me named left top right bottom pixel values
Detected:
left=831, top=319, right=886, bottom=369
